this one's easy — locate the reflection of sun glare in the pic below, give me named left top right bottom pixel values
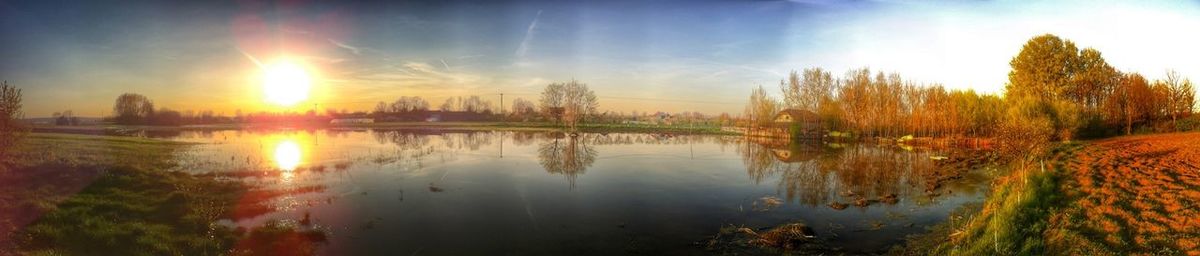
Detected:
left=262, top=60, right=311, bottom=106
left=274, top=140, right=302, bottom=171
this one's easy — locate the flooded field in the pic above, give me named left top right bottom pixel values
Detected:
left=156, top=129, right=998, bottom=255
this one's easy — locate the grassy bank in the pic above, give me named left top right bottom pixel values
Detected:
left=2, top=133, right=324, bottom=255
left=893, top=142, right=1082, bottom=255
left=898, top=132, right=1200, bottom=255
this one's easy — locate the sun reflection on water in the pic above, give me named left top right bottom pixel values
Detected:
left=274, top=139, right=303, bottom=172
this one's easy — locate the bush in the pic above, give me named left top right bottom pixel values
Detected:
left=0, top=81, right=27, bottom=161
left=1178, top=116, right=1200, bottom=131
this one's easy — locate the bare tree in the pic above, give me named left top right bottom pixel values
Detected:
left=1164, top=70, right=1196, bottom=129
left=540, top=82, right=566, bottom=123
left=439, top=98, right=454, bottom=112
left=745, top=84, right=779, bottom=127
left=511, top=98, right=537, bottom=119
left=560, top=80, right=598, bottom=131
left=462, top=95, right=492, bottom=113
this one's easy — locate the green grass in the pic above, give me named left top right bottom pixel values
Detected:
left=893, top=142, right=1083, bottom=256
left=18, top=165, right=246, bottom=256
left=6, top=133, right=193, bottom=170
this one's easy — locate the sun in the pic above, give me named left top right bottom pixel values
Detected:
left=261, top=60, right=312, bottom=106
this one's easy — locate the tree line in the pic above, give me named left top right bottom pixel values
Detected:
left=746, top=34, right=1195, bottom=143
left=747, top=68, right=1006, bottom=138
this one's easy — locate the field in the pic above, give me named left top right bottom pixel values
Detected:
left=895, top=132, right=1200, bottom=255
left=1048, top=132, right=1200, bottom=255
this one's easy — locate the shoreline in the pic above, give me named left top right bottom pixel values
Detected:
left=29, top=121, right=742, bottom=136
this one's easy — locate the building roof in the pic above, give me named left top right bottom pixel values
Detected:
left=774, top=109, right=820, bottom=122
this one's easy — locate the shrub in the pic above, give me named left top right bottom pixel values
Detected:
left=0, top=81, right=27, bottom=161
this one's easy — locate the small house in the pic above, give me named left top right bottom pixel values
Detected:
left=773, top=109, right=822, bottom=136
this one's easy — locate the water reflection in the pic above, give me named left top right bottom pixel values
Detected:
left=156, top=130, right=991, bottom=254
left=274, top=140, right=303, bottom=171
left=537, top=134, right=597, bottom=189
left=738, top=138, right=957, bottom=207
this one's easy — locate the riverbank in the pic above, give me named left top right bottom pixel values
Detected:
left=0, top=133, right=325, bottom=255
left=894, top=132, right=1200, bottom=255
left=30, top=121, right=739, bottom=136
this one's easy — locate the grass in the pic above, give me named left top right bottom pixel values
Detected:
left=898, top=132, right=1200, bottom=255
left=17, top=165, right=245, bottom=256
left=5, top=133, right=193, bottom=170
left=893, top=142, right=1082, bottom=255
left=3, top=133, right=326, bottom=255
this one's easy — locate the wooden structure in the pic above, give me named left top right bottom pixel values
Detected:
left=772, top=109, right=823, bottom=139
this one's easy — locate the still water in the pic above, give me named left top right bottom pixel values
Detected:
left=160, top=129, right=995, bottom=255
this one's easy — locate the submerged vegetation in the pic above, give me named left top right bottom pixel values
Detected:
left=894, top=143, right=1078, bottom=255
left=2, top=133, right=327, bottom=255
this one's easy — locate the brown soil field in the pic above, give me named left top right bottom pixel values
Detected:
left=1050, top=132, right=1200, bottom=255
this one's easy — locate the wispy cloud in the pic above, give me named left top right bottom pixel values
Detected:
left=515, top=10, right=543, bottom=58
left=439, top=59, right=451, bottom=70
left=328, top=39, right=362, bottom=55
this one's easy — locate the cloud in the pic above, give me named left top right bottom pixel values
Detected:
left=440, top=59, right=451, bottom=70
left=515, top=10, right=543, bottom=58
left=328, top=39, right=362, bottom=55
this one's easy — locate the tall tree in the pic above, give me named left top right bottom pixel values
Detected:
left=113, top=93, right=155, bottom=125
left=510, top=98, right=537, bottom=119
left=560, top=80, right=597, bottom=131
left=1105, top=73, right=1155, bottom=135
left=1006, top=34, right=1082, bottom=101
left=1071, top=48, right=1119, bottom=112
left=540, top=82, right=566, bottom=123
left=1163, top=70, right=1196, bottom=128
left=745, top=85, right=779, bottom=127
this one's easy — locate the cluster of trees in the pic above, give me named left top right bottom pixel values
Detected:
left=745, top=34, right=1196, bottom=143
left=509, top=98, right=537, bottom=121
left=112, top=93, right=157, bottom=125
left=370, top=95, right=500, bottom=122
left=112, top=93, right=242, bottom=126
left=52, top=110, right=81, bottom=125
left=748, top=68, right=1006, bottom=138
left=374, top=96, right=430, bottom=114
left=374, top=95, right=498, bottom=115
left=1004, top=34, right=1194, bottom=141
left=111, top=93, right=310, bottom=125
left=538, top=80, right=598, bottom=130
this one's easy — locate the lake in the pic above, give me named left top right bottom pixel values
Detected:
left=158, top=129, right=996, bottom=255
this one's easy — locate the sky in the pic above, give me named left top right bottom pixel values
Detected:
left=2, top=0, right=1199, bottom=117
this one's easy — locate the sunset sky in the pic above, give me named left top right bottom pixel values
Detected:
left=2, top=0, right=1198, bottom=117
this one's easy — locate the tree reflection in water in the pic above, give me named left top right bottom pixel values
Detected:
left=739, top=138, right=943, bottom=207
left=537, top=133, right=597, bottom=189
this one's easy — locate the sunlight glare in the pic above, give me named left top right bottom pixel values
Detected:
left=262, top=60, right=312, bottom=106
left=273, top=139, right=303, bottom=171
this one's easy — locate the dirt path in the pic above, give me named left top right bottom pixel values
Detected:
left=1051, top=132, right=1200, bottom=255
